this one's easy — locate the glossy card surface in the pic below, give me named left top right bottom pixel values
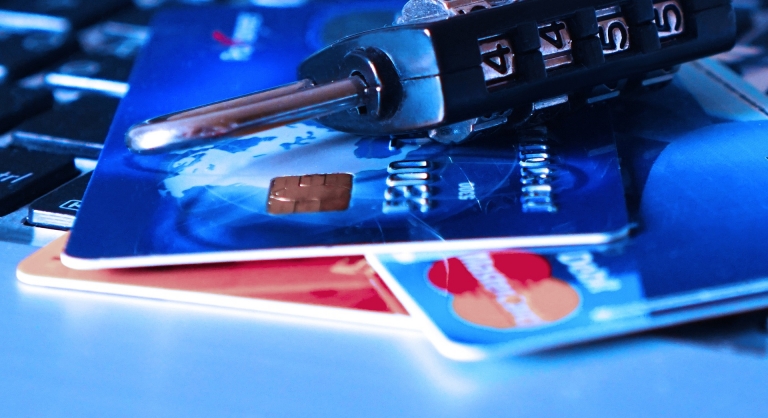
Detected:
left=19, top=234, right=412, bottom=329
left=369, top=60, right=768, bottom=360
left=62, top=6, right=629, bottom=269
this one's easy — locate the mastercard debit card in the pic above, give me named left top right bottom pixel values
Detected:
left=369, top=59, right=768, bottom=361
left=61, top=5, right=629, bottom=269
left=369, top=246, right=641, bottom=360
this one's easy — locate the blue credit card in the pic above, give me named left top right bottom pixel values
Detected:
left=62, top=5, right=629, bottom=269
left=369, top=60, right=768, bottom=360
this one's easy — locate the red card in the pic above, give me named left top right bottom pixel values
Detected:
left=18, top=234, right=412, bottom=328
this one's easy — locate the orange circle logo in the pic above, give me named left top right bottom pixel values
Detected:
left=427, top=251, right=580, bottom=329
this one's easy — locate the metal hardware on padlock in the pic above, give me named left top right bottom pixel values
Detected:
left=126, top=0, right=736, bottom=154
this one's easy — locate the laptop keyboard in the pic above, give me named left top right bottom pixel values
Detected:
left=0, top=0, right=255, bottom=244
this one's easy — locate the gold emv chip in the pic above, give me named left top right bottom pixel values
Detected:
left=267, top=173, right=352, bottom=214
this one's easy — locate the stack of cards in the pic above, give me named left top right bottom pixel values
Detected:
left=18, top=4, right=768, bottom=360
left=19, top=233, right=413, bottom=329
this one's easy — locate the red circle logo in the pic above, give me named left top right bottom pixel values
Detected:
left=427, top=251, right=579, bottom=329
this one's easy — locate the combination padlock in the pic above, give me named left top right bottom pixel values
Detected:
left=126, top=0, right=735, bottom=153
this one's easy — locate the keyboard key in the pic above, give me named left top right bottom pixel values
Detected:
left=0, top=27, right=78, bottom=83
left=11, top=94, right=120, bottom=159
left=77, top=8, right=151, bottom=58
left=0, top=85, right=53, bottom=134
left=1, top=0, right=132, bottom=30
left=0, top=147, right=78, bottom=216
left=44, top=52, right=133, bottom=97
left=27, top=171, right=91, bottom=229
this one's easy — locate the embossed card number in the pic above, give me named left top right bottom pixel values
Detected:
left=383, top=160, right=433, bottom=214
